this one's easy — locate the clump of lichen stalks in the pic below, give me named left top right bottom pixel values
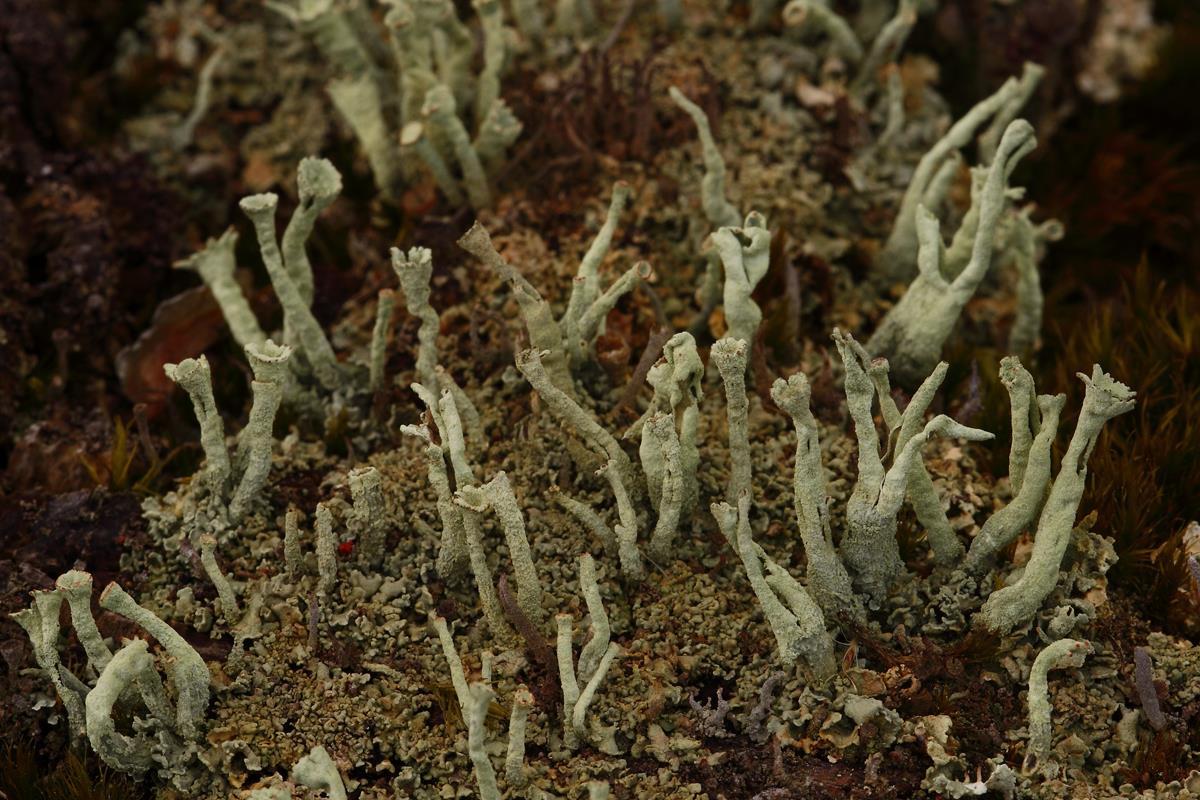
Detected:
left=14, top=4, right=1200, bottom=800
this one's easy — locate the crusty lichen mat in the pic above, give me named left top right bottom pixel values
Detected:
left=11, top=1, right=1197, bottom=799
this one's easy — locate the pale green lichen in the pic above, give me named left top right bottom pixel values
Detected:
left=556, top=558, right=621, bottom=750
left=315, top=502, right=338, bottom=598
left=668, top=86, right=740, bottom=229
left=516, top=347, right=635, bottom=486
left=458, top=223, right=573, bottom=393
left=964, top=362, right=1066, bottom=574
left=867, top=119, right=1038, bottom=386
left=782, top=0, right=864, bottom=63
left=55, top=570, right=113, bottom=675
left=239, top=192, right=342, bottom=391
left=173, top=229, right=266, bottom=350
left=198, top=533, right=240, bottom=622
left=713, top=493, right=834, bottom=679
left=369, top=288, right=396, bottom=392
left=467, top=682, right=502, bottom=800
left=629, top=331, right=704, bottom=515
left=851, top=0, right=918, bottom=95
left=348, top=465, right=387, bottom=567
left=292, top=744, right=347, bottom=800
left=283, top=156, right=343, bottom=306
left=505, top=685, right=535, bottom=786
left=326, top=74, right=400, bottom=199
left=576, top=553, right=611, bottom=684
left=85, top=639, right=157, bottom=774
left=11, top=591, right=86, bottom=740
left=163, top=355, right=230, bottom=501
left=401, top=121, right=464, bottom=205
left=481, top=471, right=546, bottom=626
left=423, top=84, right=491, bottom=209
left=872, top=355, right=964, bottom=564
left=1026, top=638, right=1093, bottom=773
left=874, top=70, right=1036, bottom=285
left=835, top=330, right=993, bottom=601
left=230, top=339, right=293, bottom=520
left=711, top=212, right=771, bottom=349
left=711, top=337, right=753, bottom=504
left=977, top=367, right=1135, bottom=634
left=769, top=373, right=862, bottom=624
left=645, top=413, right=685, bottom=562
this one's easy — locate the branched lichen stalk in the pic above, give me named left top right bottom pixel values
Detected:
left=516, top=348, right=634, bottom=485
left=85, top=639, right=156, bottom=773
left=877, top=357, right=964, bottom=564
left=711, top=212, right=771, bottom=348
left=239, top=193, right=341, bottom=390
left=980, top=62, right=1045, bottom=164
left=572, top=642, right=619, bottom=743
left=573, top=261, right=651, bottom=363
left=564, top=182, right=631, bottom=356
left=99, top=582, right=210, bottom=739
left=12, top=592, right=86, bottom=740
left=964, top=391, right=1064, bottom=574
left=458, top=222, right=573, bottom=393
left=866, top=120, right=1038, bottom=386
left=713, top=494, right=834, bottom=678
left=977, top=367, right=1134, bottom=634
left=401, top=423, right=469, bottom=577
left=874, top=74, right=1024, bottom=284
left=847, top=413, right=993, bottom=601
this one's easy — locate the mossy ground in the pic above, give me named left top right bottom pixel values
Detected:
left=2, top=1, right=1198, bottom=799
